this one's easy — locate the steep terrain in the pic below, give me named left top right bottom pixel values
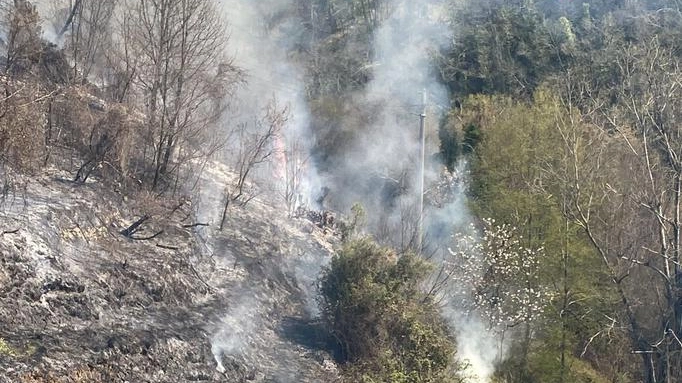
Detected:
left=0, top=166, right=341, bottom=382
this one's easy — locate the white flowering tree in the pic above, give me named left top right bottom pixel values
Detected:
left=448, top=218, right=551, bottom=331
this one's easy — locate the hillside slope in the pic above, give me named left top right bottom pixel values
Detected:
left=0, top=166, right=340, bottom=382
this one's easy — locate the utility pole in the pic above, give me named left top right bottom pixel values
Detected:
left=417, top=90, right=426, bottom=253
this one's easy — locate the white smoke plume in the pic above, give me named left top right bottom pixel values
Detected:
left=428, top=161, right=503, bottom=383
left=453, top=312, right=502, bottom=383
left=218, top=0, right=322, bottom=206
left=314, top=1, right=452, bottom=247
left=35, top=1, right=69, bottom=45
left=206, top=0, right=332, bottom=374
left=210, top=293, right=262, bottom=373
left=315, top=1, right=503, bottom=380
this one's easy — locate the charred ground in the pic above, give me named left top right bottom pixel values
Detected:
left=0, top=167, right=342, bottom=382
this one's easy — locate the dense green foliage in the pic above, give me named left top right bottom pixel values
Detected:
left=439, top=2, right=561, bottom=98
left=432, top=2, right=682, bottom=382
left=318, top=238, right=462, bottom=383
left=459, top=91, right=634, bottom=382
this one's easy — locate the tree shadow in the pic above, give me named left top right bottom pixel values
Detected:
left=277, top=316, right=343, bottom=362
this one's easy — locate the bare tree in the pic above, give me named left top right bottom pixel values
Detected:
left=63, top=0, right=116, bottom=82
left=220, top=100, right=288, bottom=229
left=0, top=0, right=41, bottom=74
left=123, top=0, right=237, bottom=190
left=555, top=37, right=682, bottom=382
left=57, top=0, right=83, bottom=38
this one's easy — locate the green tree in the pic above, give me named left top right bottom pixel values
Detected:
left=457, top=89, right=631, bottom=382
left=438, top=1, right=561, bottom=99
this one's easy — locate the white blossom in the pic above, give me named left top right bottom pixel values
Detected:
left=447, top=219, right=554, bottom=330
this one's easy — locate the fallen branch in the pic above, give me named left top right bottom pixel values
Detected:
left=129, top=230, right=164, bottom=241
left=182, top=222, right=209, bottom=228
left=120, top=215, right=150, bottom=237
left=1, top=228, right=19, bottom=235
left=156, top=243, right=179, bottom=250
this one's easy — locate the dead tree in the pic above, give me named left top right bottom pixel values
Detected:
left=123, top=0, right=238, bottom=191
left=57, top=0, right=83, bottom=38
left=283, top=135, right=311, bottom=217
left=220, top=100, right=288, bottom=229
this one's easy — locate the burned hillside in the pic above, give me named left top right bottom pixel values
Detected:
left=0, top=166, right=342, bottom=382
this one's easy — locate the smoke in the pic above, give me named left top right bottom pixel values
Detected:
left=452, top=312, right=502, bottom=383
left=218, top=0, right=322, bottom=205
left=31, top=0, right=503, bottom=379
left=35, top=1, right=69, bottom=46
left=206, top=0, right=332, bottom=373
left=210, top=292, right=262, bottom=373
left=314, top=1, right=452, bottom=247
left=427, top=161, right=504, bottom=383
left=310, top=1, right=503, bottom=381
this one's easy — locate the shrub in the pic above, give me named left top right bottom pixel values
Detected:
left=318, top=238, right=463, bottom=383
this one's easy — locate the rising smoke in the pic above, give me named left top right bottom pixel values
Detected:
left=215, top=0, right=503, bottom=380
left=218, top=0, right=322, bottom=206
left=209, top=0, right=330, bottom=374
left=34, top=0, right=503, bottom=379
left=210, top=291, right=262, bottom=374
left=308, top=1, right=503, bottom=380
left=313, top=1, right=453, bottom=248
left=31, top=1, right=68, bottom=44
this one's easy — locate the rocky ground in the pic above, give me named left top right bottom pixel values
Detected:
left=0, top=166, right=341, bottom=382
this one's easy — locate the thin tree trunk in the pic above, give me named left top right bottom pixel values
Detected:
left=59, top=0, right=84, bottom=38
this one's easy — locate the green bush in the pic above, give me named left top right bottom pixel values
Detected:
left=318, top=238, right=463, bottom=383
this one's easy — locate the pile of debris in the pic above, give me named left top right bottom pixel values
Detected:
left=294, top=206, right=337, bottom=233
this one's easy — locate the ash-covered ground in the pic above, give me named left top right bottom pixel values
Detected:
left=0, top=166, right=341, bottom=382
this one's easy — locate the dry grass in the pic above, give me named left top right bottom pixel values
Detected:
left=0, top=78, right=48, bottom=171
